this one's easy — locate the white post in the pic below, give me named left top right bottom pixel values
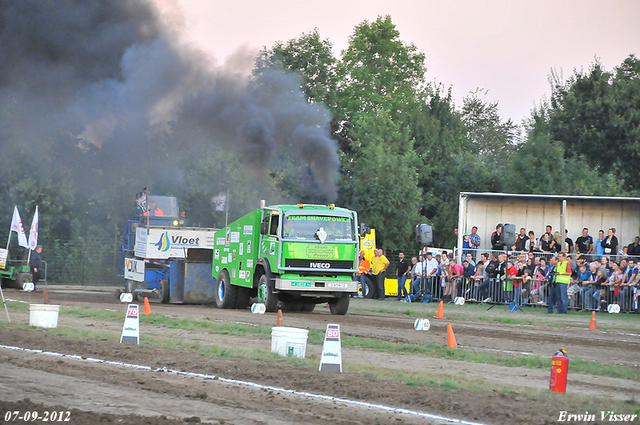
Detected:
left=225, top=189, right=230, bottom=227
left=560, top=200, right=567, bottom=253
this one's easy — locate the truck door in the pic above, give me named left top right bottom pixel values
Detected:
left=260, top=209, right=281, bottom=269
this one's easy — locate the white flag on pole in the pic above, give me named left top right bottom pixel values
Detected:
left=211, top=192, right=227, bottom=212
left=10, top=206, right=29, bottom=248
left=28, top=206, right=39, bottom=250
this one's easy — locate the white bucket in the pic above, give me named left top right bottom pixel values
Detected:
left=271, top=326, right=309, bottom=358
left=29, top=304, right=60, bottom=328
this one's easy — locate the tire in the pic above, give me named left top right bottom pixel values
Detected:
left=159, top=279, right=170, bottom=304
left=235, top=286, right=251, bottom=309
left=301, top=301, right=316, bottom=312
left=363, top=276, right=375, bottom=299
left=215, top=270, right=238, bottom=309
left=329, top=293, right=350, bottom=315
left=282, top=300, right=303, bottom=312
left=15, top=273, right=32, bottom=290
left=124, top=279, right=138, bottom=301
left=257, top=274, right=278, bottom=312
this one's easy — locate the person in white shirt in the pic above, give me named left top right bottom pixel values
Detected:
left=421, top=252, right=437, bottom=296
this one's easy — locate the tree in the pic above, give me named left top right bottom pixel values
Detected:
left=461, top=89, right=519, bottom=159
left=253, top=29, right=338, bottom=107
left=337, top=15, right=426, bottom=121
left=338, top=111, right=423, bottom=249
left=547, top=55, right=640, bottom=192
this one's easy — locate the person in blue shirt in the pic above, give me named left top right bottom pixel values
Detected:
left=575, top=263, right=592, bottom=309
left=595, top=229, right=606, bottom=260
left=621, top=258, right=638, bottom=311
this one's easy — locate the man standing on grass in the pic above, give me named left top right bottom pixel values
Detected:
left=29, top=245, right=43, bottom=290
left=396, top=252, right=410, bottom=301
left=555, top=253, right=572, bottom=314
left=371, top=249, right=389, bottom=301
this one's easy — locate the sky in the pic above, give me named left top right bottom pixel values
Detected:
left=173, top=0, right=640, bottom=124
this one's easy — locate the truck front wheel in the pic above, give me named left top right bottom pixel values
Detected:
left=257, top=274, right=278, bottom=312
left=215, top=270, right=238, bottom=308
left=329, top=293, right=349, bottom=315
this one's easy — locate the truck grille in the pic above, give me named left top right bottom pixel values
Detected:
left=284, top=259, right=354, bottom=270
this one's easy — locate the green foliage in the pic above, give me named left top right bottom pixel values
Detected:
left=337, top=15, right=427, bottom=120
left=338, top=111, right=423, bottom=248
left=546, top=55, right=640, bottom=192
left=254, top=28, right=338, bottom=106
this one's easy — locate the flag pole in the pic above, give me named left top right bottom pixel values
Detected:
left=225, top=189, right=229, bottom=227
left=6, top=205, right=16, bottom=251
left=0, top=284, right=10, bottom=322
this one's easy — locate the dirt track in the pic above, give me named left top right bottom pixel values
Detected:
left=1, top=285, right=639, bottom=424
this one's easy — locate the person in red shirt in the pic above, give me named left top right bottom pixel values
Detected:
left=449, top=258, right=464, bottom=301
left=502, top=261, right=519, bottom=304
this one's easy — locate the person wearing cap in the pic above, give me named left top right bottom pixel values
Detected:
left=462, top=232, right=473, bottom=257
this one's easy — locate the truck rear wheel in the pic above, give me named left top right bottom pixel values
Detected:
left=235, top=286, right=251, bottom=309
left=125, top=280, right=139, bottom=301
left=215, top=270, right=237, bottom=308
left=257, top=274, right=278, bottom=312
left=329, top=293, right=349, bottom=315
left=301, top=301, right=316, bottom=312
left=16, top=273, right=33, bottom=290
left=363, top=276, right=375, bottom=299
left=159, top=279, right=170, bottom=304
left=282, top=300, right=303, bottom=312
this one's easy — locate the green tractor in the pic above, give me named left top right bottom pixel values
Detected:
left=0, top=248, right=32, bottom=289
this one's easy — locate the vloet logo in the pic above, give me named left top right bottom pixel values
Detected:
left=310, top=262, right=331, bottom=268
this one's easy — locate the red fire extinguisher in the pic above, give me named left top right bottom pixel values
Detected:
left=550, top=348, right=569, bottom=393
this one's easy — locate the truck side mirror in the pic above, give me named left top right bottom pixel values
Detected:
left=260, top=216, right=269, bottom=235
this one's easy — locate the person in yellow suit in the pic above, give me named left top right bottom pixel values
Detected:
left=371, top=249, right=389, bottom=300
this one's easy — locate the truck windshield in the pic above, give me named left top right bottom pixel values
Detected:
left=146, top=195, right=179, bottom=218
left=282, top=215, right=353, bottom=241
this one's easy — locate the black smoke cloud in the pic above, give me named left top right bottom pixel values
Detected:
left=0, top=0, right=339, bottom=228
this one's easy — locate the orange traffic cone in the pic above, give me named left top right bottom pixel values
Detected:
left=43, top=288, right=49, bottom=304
left=276, top=309, right=284, bottom=326
left=143, top=297, right=151, bottom=315
left=589, top=311, right=597, bottom=331
left=434, top=300, right=444, bottom=319
left=446, top=322, right=457, bottom=350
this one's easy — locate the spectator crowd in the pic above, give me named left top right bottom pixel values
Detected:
left=358, top=224, right=640, bottom=314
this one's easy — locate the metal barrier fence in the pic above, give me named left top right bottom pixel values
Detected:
left=396, top=247, right=640, bottom=313
left=3, top=237, right=121, bottom=286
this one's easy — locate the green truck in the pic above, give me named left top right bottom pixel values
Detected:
left=211, top=203, right=360, bottom=315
